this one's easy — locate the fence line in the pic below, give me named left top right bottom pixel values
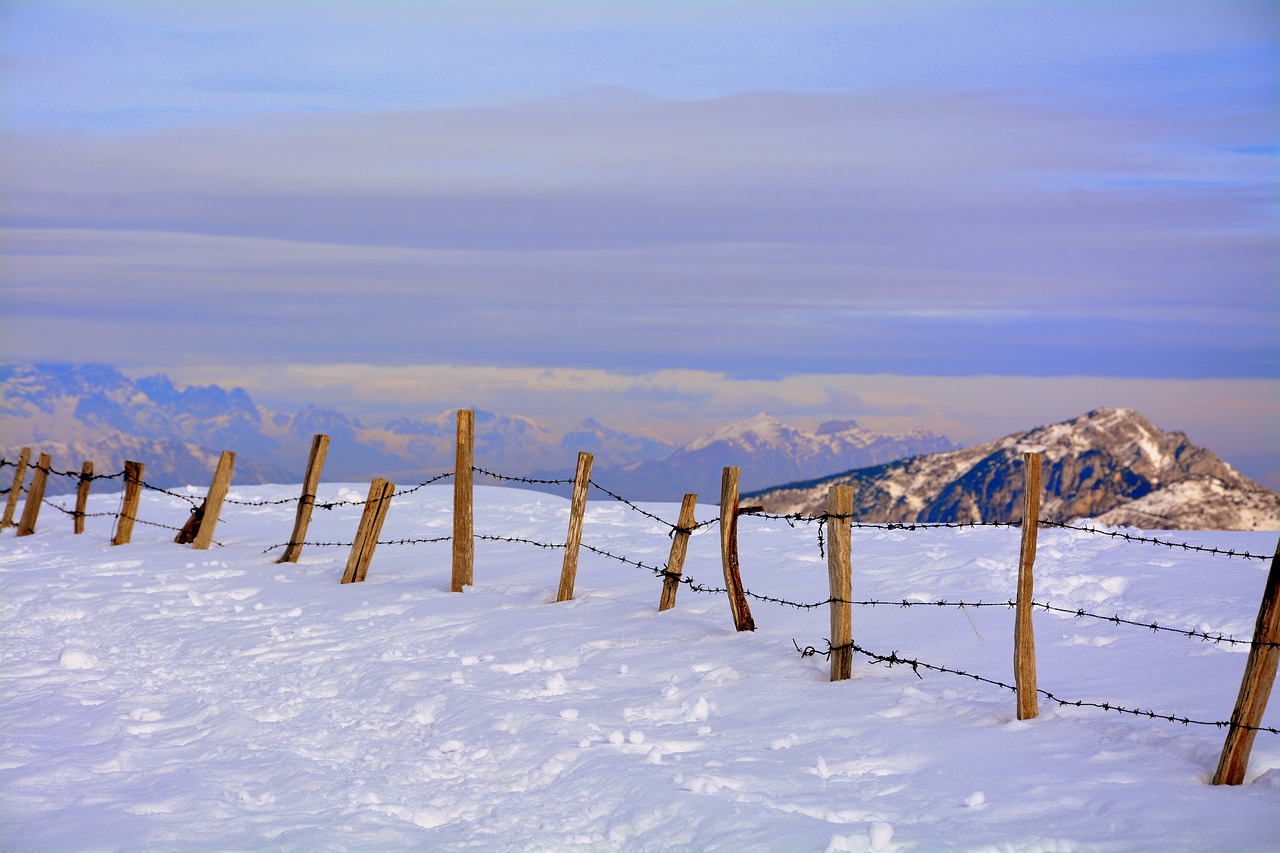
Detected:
left=16, top=459, right=1276, bottom=651
left=4, top=456, right=1274, bottom=561
left=5, top=445, right=1278, bottom=756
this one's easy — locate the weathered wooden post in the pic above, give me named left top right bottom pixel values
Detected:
left=659, top=494, right=699, bottom=612
left=1015, top=451, right=1042, bottom=720
left=191, top=451, right=235, bottom=550
left=16, top=452, right=51, bottom=537
left=719, top=466, right=756, bottom=632
left=74, top=461, right=94, bottom=534
left=111, top=461, right=145, bottom=546
left=277, top=434, right=330, bottom=563
left=174, top=500, right=206, bottom=545
left=827, top=485, right=855, bottom=681
left=1213, top=537, right=1280, bottom=785
left=2, top=446, right=32, bottom=528
left=556, top=452, right=594, bottom=602
left=341, top=478, right=395, bottom=584
left=452, top=409, right=475, bottom=592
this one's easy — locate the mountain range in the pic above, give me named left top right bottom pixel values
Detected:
left=4, top=364, right=1276, bottom=530
left=0, top=363, right=950, bottom=501
left=570, top=412, right=955, bottom=502
left=747, top=407, right=1280, bottom=531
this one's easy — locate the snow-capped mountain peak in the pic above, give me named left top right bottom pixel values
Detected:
left=686, top=413, right=795, bottom=453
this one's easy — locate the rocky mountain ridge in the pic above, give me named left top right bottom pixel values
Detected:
left=746, top=407, right=1280, bottom=531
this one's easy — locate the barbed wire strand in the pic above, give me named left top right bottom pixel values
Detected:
left=586, top=478, right=719, bottom=536
left=795, top=638, right=1279, bottom=735
left=471, top=466, right=575, bottom=487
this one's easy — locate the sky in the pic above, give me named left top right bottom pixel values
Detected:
left=1, top=1, right=1277, bottom=485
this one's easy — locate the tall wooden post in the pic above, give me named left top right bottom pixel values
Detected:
left=452, top=409, right=475, bottom=592
left=659, top=494, right=699, bottom=612
left=719, top=466, right=756, bottom=632
left=827, top=485, right=855, bottom=681
left=112, top=461, right=145, bottom=546
left=16, top=452, right=51, bottom=537
left=1213, top=537, right=1280, bottom=785
left=192, top=451, right=235, bottom=550
left=341, top=478, right=395, bottom=584
left=556, top=452, right=594, bottom=602
left=2, top=446, right=32, bottom=528
left=277, top=434, right=330, bottom=563
left=1015, top=451, right=1042, bottom=720
left=74, top=461, right=94, bottom=534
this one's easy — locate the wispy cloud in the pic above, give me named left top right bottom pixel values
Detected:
left=3, top=86, right=1275, bottom=379
left=0, top=1, right=1275, bottom=484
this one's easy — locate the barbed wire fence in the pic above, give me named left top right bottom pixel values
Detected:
left=3, top=451, right=1278, bottom=742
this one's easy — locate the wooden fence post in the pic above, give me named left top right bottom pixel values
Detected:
left=112, top=461, right=145, bottom=546
left=192, top=451, right=235, bottom=550
left=341, top=478, right=395, bottom=584
left=1015, top=451, right=1042, bottom=720
left=556, top=452, right=594, bottom=602
left=827, top=485, right=855, bottom=681
left=719, top=466, right=756, bottom=632
left=16, top=452, right=51, bottom=537
left=1212, top=537, right=1280, bottom=785
left=74, top=461, right=94, bottom=534
left=452, top=409, right=475, bottom=592
left=277, top=434, right=330, bottom=563
left=2, top=446, right=32, bottom=528
left=659, top=493, right=699, bottom=612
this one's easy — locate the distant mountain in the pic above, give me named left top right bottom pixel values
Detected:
left=2, top=363, right=300, bottom=493
left=747, top=407, right=1280, bottom=531
left=560, top=418, right=675, bottom=469
left=0, top=363, right=677, bottom=495
left=4, top=363, right=953, bottom=502
left=2, top=436, right=297, bottom=496
left=582, top=413, right=956, bottom=502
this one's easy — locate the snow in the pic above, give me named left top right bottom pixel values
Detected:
left=3, top=482, right=1279, bottom=851
left=685, top=413, right=790, bottom=452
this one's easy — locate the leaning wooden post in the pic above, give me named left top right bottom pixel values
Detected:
left=111, top=461, right=145, bottom=546
left=277, top=434, right=330, bottom=563
left=1212, top=537, right=1280, bottom=785
left=74, top=461, right=94, bottom=534
left=341, top=478, right=395, bottom=584
left=452, top=410, right=475, bottom=592
left=16, top=452, right=52, bottom=537
left=659, top=493, right=699, bottom=612
left=1014, top=451, right=1042, bottom=720
left=191, top=451, right=235, bottom=550
left=827, top=485, right=855, bottom=681
left=719, top=466, right=757, bottom=632
left=2, top=446, right=32, bottom=528
left=555, top=452, right=594, bottom=602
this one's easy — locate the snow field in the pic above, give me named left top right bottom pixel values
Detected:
left=2, top=483, right=1278, bottom=851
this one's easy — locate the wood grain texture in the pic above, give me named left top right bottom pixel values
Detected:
left=278, top=434, right=330, bottom=563
left=1213, top=537, right=1280, bottom=785
left=659, top=494, right=698, bottom=612
left=1015, top=452, right=1042, bottom=720
left=556, top=452, right=594, bottom=602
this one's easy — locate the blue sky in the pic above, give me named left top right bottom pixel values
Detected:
left=1, top=0, right=1277, bottom=484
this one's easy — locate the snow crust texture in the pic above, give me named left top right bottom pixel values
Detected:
left=3, top=484, right=1279, bottom=851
